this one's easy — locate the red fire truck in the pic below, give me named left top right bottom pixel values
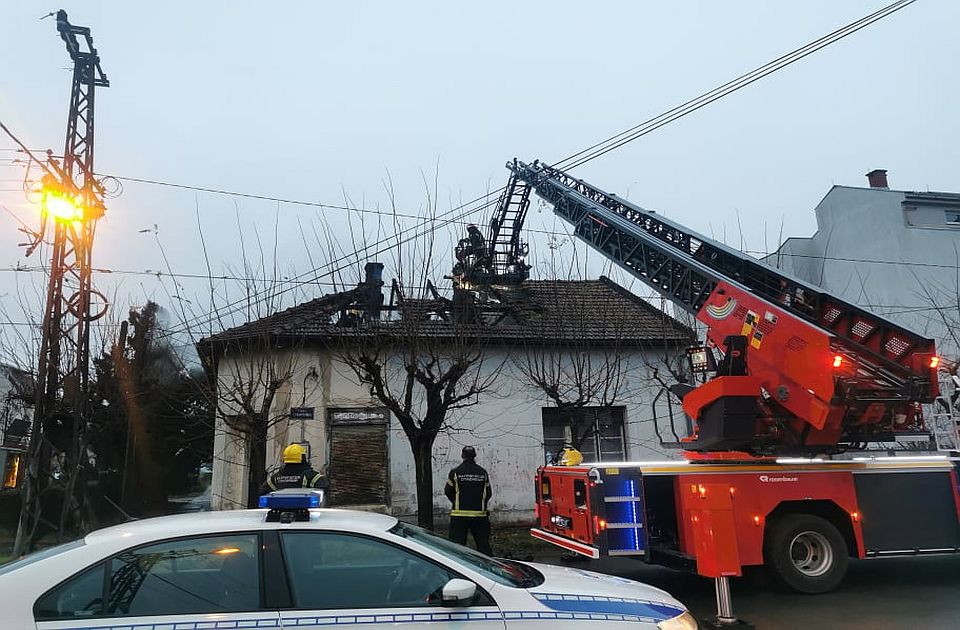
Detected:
left=466, top=161, right=960, bottom=621
left=532, top=456, right=960, bottom=593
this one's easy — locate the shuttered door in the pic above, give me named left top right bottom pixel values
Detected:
left=328, top=423, right=388, bottom=506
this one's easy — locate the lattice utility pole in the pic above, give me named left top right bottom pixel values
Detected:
left=14, top=10, right=109, bottom=554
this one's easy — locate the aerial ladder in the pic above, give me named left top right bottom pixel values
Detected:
left=506, top=159, right=939, bottom=455
left=451, top=172, right=532, bottom=289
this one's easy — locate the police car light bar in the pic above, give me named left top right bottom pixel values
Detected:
left=260, top=489, right=325, bottom=522
left=258, top=489, right=324, bottom=509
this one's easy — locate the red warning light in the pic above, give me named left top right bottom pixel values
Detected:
left=832, top=355, right=843, bottom=368
left=930, top=356, right=941, bottom=369
left=753, top=515, right=761, bottom=526
left=851, top=511, right=860, bottom=523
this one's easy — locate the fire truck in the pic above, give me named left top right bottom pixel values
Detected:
left=464, top=160, right=960, bottom=617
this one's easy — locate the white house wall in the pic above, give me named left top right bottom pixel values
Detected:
left=768, top=186, right=960, bottom=358
left=211, top=344, right=687, bottom=521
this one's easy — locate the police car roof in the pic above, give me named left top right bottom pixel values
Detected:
left=84, top=508, right=399, bottom=549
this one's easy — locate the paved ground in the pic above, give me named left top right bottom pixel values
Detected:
left=562, top=554, right=960, bottom=629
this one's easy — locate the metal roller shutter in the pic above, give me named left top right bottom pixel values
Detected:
left=328, top=423, right=388, bottom=506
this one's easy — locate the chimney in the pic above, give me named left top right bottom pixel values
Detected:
left=362, top=262, right=384, bottom=320
left=866, top=169, right=888, bottom=189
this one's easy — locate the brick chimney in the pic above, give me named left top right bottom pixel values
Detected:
left=866, top=169, right=888, bottom=189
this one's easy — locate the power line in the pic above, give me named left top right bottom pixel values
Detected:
left=100, top=174, right=384, bottom=215
left=5, top=1, right=924, bottom=340
left=556, top=0, right=917, bottom=170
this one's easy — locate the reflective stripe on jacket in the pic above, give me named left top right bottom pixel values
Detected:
left=263, top=463, right=328, bottom=492
left=444, top=460, right=491, bottom=518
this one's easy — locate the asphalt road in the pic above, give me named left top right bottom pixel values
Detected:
left=570, top=554, right=960, bottom=629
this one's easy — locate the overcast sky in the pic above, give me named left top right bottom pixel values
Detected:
left=0, top=1, right=957, bottom=350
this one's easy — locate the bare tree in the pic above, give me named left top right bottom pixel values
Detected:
left=201, top=335, right=300, bottom=508
left=515, top=241, right=694, bottom=458
left=515, top=281, right=632, bottom=458
left=337, top=281, right=502, bottom=529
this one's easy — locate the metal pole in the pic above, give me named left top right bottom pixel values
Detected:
left=15, top=11, right=109, bottom=553
left=714, top=576, right=736, bottom=625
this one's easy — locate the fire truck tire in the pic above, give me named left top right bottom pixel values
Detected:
left=764, top=514, right=848, bottom=594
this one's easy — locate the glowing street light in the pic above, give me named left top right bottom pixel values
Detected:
left=40, top=174, right=83, bottom=222
left=44, top=189, right=83, bottom=222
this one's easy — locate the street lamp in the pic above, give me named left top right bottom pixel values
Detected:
left=40, top=175, right=82, bottom=222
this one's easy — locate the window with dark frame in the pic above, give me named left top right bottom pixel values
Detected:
left=542, top=406, right=627, bottom=464
left=279, top=531, right=458, bottom=609
left=34, top=533, right=262, bottom=621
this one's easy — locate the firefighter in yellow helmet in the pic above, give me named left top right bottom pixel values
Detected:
left=260, top=443, right=329, bottom=497
left=559, top=447, right=583, bottom=466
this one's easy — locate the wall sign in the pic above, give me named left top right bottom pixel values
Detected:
left=289, top=407, right=315, bottom=420
left=328, top=407, right=389, bottom=425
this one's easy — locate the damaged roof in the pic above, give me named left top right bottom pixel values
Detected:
left=198, top=276, right=694, bottom=350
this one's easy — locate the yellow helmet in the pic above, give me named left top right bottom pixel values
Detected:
left=559, top=447, right=583, bottom=466
left=283, top=443, right=307, bottom=464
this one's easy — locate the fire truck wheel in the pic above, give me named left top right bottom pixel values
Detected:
left=764, top=514, right=849, bottom=594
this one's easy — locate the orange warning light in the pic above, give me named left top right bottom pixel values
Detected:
left=593, top=515, right=607, bottom=534
left=833, top=355, right=843, bottom=368
left=697, top=484, right=707, bottom=498
left=930, top=356, right=941, bottom=369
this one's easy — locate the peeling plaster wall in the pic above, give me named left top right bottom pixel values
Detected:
left=211, top=344, right=684, bottom=522
left=209, top=347, right=318, bottom=510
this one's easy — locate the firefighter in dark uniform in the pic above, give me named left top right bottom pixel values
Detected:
left=444, top=446, right=493, bottom=555
left=260, top=443, right=329, bottom=499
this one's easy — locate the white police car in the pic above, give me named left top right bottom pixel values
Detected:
left=0, top=490, right=696, bottom=629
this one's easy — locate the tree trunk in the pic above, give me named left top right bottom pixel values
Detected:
left=246, top=421, right=268, bottom=508
left=410, top=435, right=436, bottom=529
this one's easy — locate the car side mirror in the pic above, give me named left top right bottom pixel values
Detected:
left=441, top=578, right=477, bottom=607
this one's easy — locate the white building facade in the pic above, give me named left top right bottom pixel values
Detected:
left=766, top=171, right=960, bottom=359
left=205, top=278, right=694, bottom=523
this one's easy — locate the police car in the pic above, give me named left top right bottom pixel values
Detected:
left=0, top=490, right=696, bottom=629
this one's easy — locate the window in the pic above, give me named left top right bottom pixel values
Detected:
left=280, top=531, right=458, bottom=609
left=542, top=406, right=626, bottom=463
left=903, top=203, right=960, bottom=228
left=389, top=521, right=543, bottom=588
left=574, top=479, right=588, bottom=509
left=105, top=534, right=260, bottom=617
left=2, top=539, right=85, bottom=578
left=2, top=452, right=21, bottom=489
left=35, top=562, right=106, bottom=620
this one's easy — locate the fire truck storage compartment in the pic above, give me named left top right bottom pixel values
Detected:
left=642, top=474, right=681, bottom=554
left=601, top=469, right=646, bottom=555
left=853, top=470, right=960, bottom=554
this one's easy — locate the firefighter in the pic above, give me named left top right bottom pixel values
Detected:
left=444, top=446, right=493, bottom=556
left=260, top=443, right=329, bottom=498
left=558, top=446, right=583, bottom=466
left=466, top=224, right=485, bottom=253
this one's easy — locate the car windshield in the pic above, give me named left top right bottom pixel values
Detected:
left=389, top=521, right=543, bottom=588
left=0, top=539, right=85, bottom=577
